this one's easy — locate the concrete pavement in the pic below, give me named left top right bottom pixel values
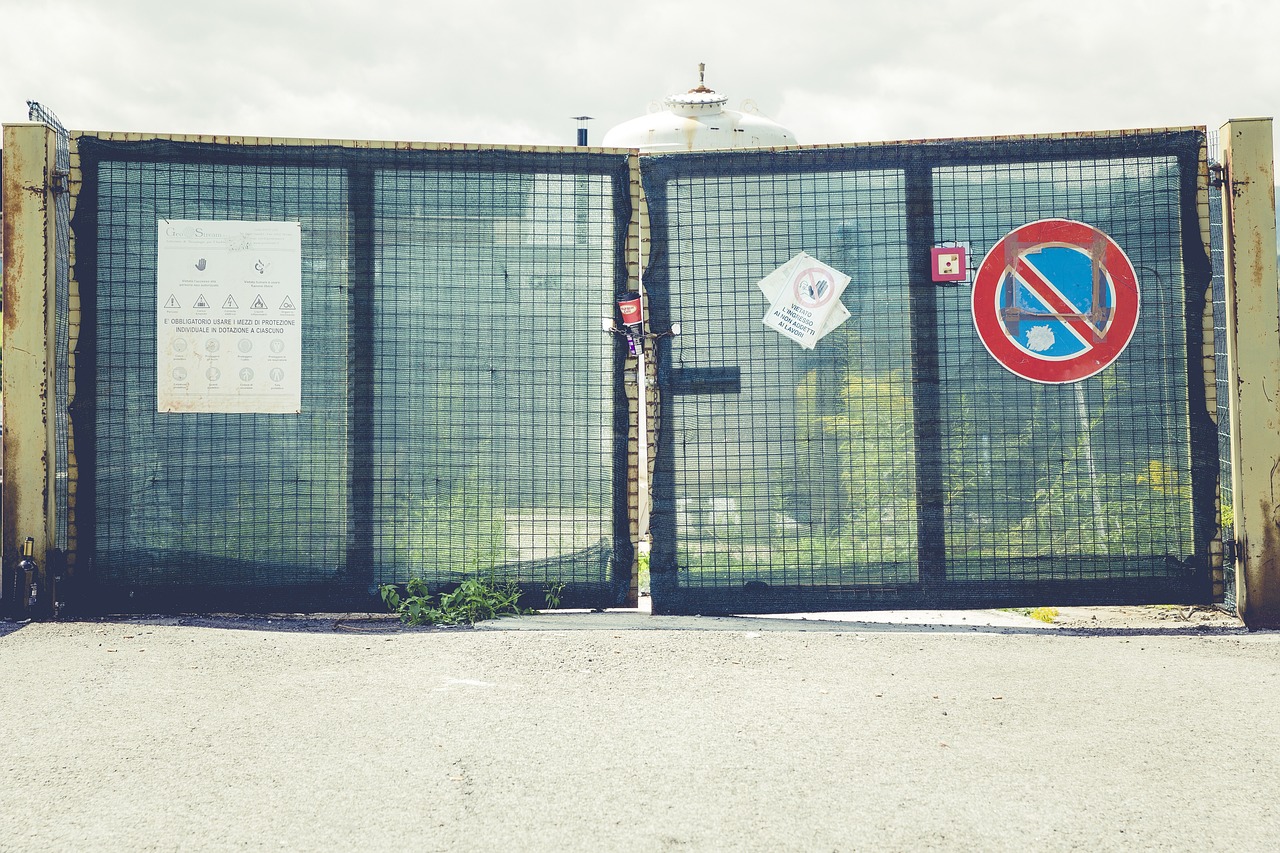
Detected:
left=1, top=610, right=1276, bottom=851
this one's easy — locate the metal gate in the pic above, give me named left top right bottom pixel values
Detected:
left=4, top=123, right=1238, bottom=617
left=642, top=131, right=1219, bottom=614
left=62, top=136, right=634, bottom=612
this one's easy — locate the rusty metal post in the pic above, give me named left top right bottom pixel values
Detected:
left=1219, top=117, right=1280, bottom=629
left=2, top=122, right=57, bottom=616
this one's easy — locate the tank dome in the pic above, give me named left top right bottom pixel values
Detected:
left=602, top=66, right=797, bottom=152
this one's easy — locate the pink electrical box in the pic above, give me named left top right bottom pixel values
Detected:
left=931, top=246, right=967, bottom=282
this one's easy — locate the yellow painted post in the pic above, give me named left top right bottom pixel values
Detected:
left=1219, top=117, right=1280, bottom=629
left=1, top=122, right=57, bottom=615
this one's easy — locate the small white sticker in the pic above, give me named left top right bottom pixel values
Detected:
left=1025, top=325, right=1056, bottom=353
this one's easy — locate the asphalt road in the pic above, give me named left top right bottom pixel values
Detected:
left=2, top=612, right=1277, bottom=852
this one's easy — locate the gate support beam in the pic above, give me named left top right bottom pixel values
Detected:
left=2, top=122, right=58, bottom=616
left=1220, top=117, right=1280, bottom=629
left=905, top=165, right=946, bottom=593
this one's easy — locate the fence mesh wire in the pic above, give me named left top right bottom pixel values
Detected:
left=371, top=170, right=619, bottom=591
left=649, top=167, right=918, bottom=593
left=72, top=138, right=630, bottom=610
left=1207, top=130, right=1237, bottom=609
left=67, top=131, right=1219, bottom=614
left=27, top=102, right=71, bottom=552
left=934, top=157, right=1193, bottom=579
left=643, top=134, right=1217, bottom=614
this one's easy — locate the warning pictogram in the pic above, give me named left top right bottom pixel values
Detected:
left=157, top=220, right=302, bottom=414
left=971, top=219, right=1140, bottom=384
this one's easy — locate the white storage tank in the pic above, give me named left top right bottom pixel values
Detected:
left=602, top=66, right=797, bottom=152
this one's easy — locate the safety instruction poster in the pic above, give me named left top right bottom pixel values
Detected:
left=157, top=220, right=302, bottom=413
left=758, top=252, right=851, bottom=349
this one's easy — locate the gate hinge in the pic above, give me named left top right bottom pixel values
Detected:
left=1208, top=163, right=1226, bottom=189
left=48, top=170, right=70, bottom=195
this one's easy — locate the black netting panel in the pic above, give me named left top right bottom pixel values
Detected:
left=371, top=170, right=619, bottom=594
left=88, top=160, right=352, bottom=597
left=935, top=157, right=1193, bottom=582
left=72, top=139, right=631, bottom=612
left=644, top=135, right=1216, bottom=615
left=649, top=168, right=916, bottom=597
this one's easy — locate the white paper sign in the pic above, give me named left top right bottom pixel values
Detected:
left=759, top=252, right=851, bottom=349
left=157, top=220, right=302, bottom=413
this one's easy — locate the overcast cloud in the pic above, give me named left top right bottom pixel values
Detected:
left=1, top=0, right=1276, bottom=152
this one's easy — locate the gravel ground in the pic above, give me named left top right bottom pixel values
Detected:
left=2, top=611, right=1278, bottom=852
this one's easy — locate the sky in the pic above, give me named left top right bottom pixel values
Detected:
left=2, top=0, right=1277, bottom=154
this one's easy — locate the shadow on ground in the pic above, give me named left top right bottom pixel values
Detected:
left=0, top=604, right=1253, bottom=638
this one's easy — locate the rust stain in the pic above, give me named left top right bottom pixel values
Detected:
left=1, top=429, right=22, bottom=551
left=1244, top=498, right=1280, bottom=628
left=159, top=398, right=208, bottom=414
left=2, top=170, right=27, bottom=330
left=1247, top=231, right=1271, bottom=283
left=680, top=119, right=698, bottom=152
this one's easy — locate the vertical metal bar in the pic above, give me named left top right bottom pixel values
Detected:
left=68, top=142, right=101, bottom=606
left=1176, top=139, right=1219, bottom=603
left=2, top=123, right=56, bottom=614
left=638, top=172, right=677, bottom=612
left=347, top=162, right=375, bottom=589
left=905, top=163, right=947, bottom=592
left=1219, top=117, right=1280, bottom=628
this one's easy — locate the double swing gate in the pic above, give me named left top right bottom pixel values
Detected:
left=2, top=122, right=1224, bottom=616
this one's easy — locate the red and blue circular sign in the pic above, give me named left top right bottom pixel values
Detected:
left=971, top=219, right=1140, bottom=384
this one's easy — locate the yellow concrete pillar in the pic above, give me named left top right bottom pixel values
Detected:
left=1219, top=117, right=1280, bottom=629
left=2, top=122, right=57, bottom=615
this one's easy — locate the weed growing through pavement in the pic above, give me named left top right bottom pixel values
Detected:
left=543, top=581, right=566, bottom=610
left=380, top=576, right=531, bottom=626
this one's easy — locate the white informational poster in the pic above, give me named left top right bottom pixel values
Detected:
left=758, top=252, right=852, bottom=349
left=157, top=220, right=302, bottom=413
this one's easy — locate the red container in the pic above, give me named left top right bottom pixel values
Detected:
left=616, top=292, right=644, bottom=329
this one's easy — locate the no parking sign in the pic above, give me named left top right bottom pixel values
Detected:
left=971, top=219, right=1140, bottom=384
